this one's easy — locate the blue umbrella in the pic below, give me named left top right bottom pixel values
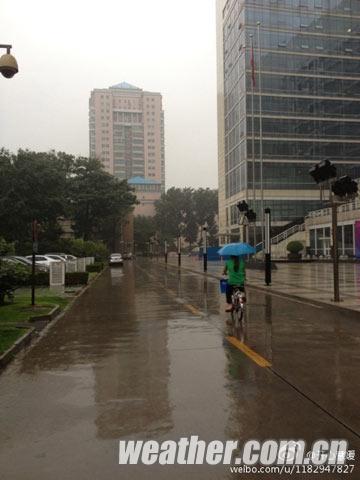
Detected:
left=218, top=242, right=256, bottom=257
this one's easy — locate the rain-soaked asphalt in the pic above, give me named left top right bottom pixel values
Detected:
left=0, top=259, right=360, bottom=479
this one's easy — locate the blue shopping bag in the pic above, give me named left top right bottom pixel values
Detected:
left=220, top=278, right=228, bottom=294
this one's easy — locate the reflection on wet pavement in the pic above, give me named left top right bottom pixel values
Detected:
left=0, top=260, right=359, bottom=479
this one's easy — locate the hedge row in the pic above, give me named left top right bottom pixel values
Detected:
left=29, top=272, right=89, bottom=286
left=86, top=262, right=104, bottom=273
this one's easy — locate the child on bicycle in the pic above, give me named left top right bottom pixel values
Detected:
left=222, top=255, right=246, bottom=312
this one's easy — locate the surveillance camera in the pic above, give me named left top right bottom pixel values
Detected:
left=0, top=53, right=18, bottom=78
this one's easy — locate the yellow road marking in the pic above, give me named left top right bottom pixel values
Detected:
left=226, top=336, right=272, bottom=368
left=184, top=304, right=203, bottom=316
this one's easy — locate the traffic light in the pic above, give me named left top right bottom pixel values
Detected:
left=309, top=160, right=337, bottom=184
left=331, top=176, right=358, bottom=199
left=246, top=209, right=257, bottom=222
left=237, top=200, right=249, bottom=213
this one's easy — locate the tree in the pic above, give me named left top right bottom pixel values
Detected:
left=0, top=261, right=30, bottom=305
left=0, top=149, right=137, bottom=253
left=68, top=157, right=137, bottom=246
left=0, top=149, right=68, bottom=248
left=0, top=237, right=15, bottom=256
left=134, top=216, right=157, bottom=245
left=154, top=187, right=218, bottom=248
left=193, top=189, right=218, bottom=246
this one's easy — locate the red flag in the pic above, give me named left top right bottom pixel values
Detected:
left=251, top=42, right=256, bottom=87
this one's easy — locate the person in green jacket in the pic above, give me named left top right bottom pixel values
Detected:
left=223, top=255, right=246, bottom=312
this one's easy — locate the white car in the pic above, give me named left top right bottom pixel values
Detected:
left=46, top=252, right=77, bottom=262
left=109, top=253, right=123, bottom=266
left=45, top=254, right=67, bottom=263
left=25, top=255, right=60, bottom=271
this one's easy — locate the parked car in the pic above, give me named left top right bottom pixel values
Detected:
left=109, top=253, right=123, bottom=266
left=6, top=256, right=33, bottom=267
left=45, top=254, right=67, bottom=263
left=3, top=256, right=48, bottom=272
left=25, top=255, right=60, bottom=271
left=46, top=252, right=77, bottom=261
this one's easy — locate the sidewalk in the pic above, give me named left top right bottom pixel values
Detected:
left=165, top=255, right=360, bottom=313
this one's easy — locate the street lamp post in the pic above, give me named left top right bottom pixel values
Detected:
left=31, top=220, right=38, bottom=306
left=0, top=44, right=18, bottom=78
left=203, top=226, right=208, bottom=272
left=264, top=208, right=271, bottom=286
left=330, top=196, right=340, bottom=302
left=309, top=161, right=358, bottom=302
left=177, top=236, right=181, bottom=267
left=164, top=240, right=168, bottom=264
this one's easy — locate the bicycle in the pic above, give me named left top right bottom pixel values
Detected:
left=230, top=287, right=246, bottom=326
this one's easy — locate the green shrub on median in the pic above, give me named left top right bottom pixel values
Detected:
left=27, top=271, right=89, bottom=287
left=86, top=262, right=104, bottom=273
left=65, top=272, right=89, bottom=286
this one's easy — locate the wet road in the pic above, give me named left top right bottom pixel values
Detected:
left=0, top=259, right=359, bottom=479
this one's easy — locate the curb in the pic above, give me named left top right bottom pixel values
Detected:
left=0, top=267, right=107, bottom=373
left=162, top=261, right=360, bottom=316
left=29, top=304, right=60, bottom=324
left=0, top=327, right=36, bottom=369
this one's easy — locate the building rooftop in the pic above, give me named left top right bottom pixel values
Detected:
left=110, top=82, right=141, bottom=90
left=128, top=176, right=161, bottom=185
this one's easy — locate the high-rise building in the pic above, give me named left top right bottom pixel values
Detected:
left=216, top=0, right=360, bottom=244
left=89, top=82, right=165, bottom=192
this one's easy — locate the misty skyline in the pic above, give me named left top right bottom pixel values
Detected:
left=0, top=0, right=218, bottom=189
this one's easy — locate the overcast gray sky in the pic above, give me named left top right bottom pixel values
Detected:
left=1, top=0, right=218, bottom=189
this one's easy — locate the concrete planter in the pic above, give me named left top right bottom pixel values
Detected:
left=287, top=253, right=302, bottom=262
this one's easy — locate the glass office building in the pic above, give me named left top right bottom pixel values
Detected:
left=217, top=0, right=360, bottom=243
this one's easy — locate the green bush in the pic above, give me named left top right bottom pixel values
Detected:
left=287, top=241, right=304, bottom=254
left=59, top=239, right=108, bottom=260
left=33, top=272, right=49, bottom=286
left=0, top=237, right=15, bottom=256
left=86, top=262, right=104, bottom=273
left=65, top=272, right=89, bottom=286
left=24, top=271, right=89, bottom=287
left=0, top=261, right=30, bottom=305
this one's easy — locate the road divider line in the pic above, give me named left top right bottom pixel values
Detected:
left=226, top=336, right=272, bottom=368
left=184, top=303, right=203, bottom=316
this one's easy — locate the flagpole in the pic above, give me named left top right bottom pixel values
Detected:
left=257, top=21, right=264, bottom=253
left=250, top=33, right=257, bottom=248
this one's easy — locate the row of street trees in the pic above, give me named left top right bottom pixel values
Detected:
left=0, top=149, right=137, bottom=253
left=134, top=187, right=218, bottom=251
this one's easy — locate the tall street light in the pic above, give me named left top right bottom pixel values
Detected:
left=0, top=44, right=18, bottom=78
left=309, top=160, right=358, bottom=302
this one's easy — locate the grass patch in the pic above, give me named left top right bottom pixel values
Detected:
left=0, top=327, right=28, bottom=355
left=0, top=292, right=69, bottom=324
left=89, top=271, right=99, bottom=281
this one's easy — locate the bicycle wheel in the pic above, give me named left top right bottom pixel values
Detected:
left=232, top=306, right=242, bottom=326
